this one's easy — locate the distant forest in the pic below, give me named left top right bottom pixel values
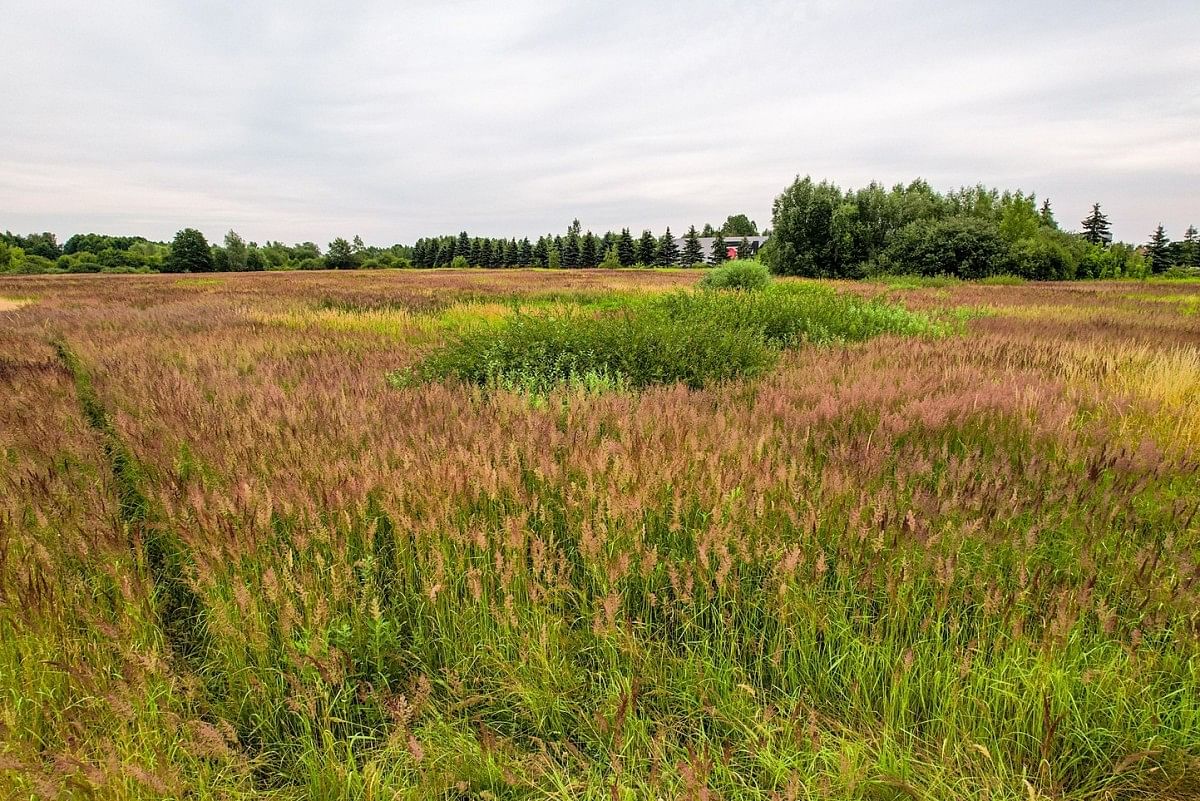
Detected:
left=2, top=182, right=1196, bottom=279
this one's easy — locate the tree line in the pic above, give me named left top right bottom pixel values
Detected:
left=0, top=213, right=761, bottom=275
left=3, top=192, right=1195, bottom=278
left=765, top=177, right=1198, bottom=280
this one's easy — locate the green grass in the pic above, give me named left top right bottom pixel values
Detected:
left=394, top=285, right=946, bottom=394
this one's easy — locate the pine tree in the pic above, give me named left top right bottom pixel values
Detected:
left=681, top=225, right=704, bottom=266
left=533, top=237, right=549, bottom=268
left=738, top=236, right=751, bottom=260
left=1146, top=224, right=1172, bottom=273
left=1182, top=225, right=1199, bottom=269
left=1080, top=203, right=1112, bottom=246
left=563, top=229, right=581, bottom=268
left=657, top=227, right=680, bottom=267
left=617, top=229, right=635, bottom=266
left=709, top=233, right=728, bottom=264
left=581, top=232, right=598, bottom=268
left=636, top=230, right=657, bottom=266
left=1039, top=199, right=1057, bottom=229
left=519, top=238, right=533, bottom=266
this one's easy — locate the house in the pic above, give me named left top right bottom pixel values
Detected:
left=674, top=235, right=769, bottom=261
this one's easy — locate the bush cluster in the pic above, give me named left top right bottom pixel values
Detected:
left=698, top=259, right=771, bottom=291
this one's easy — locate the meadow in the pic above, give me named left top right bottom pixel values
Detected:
left=1, top=268, right=1198, bottom=800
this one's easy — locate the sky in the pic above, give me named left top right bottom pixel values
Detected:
left=1, top=0, right=1197, bottom=246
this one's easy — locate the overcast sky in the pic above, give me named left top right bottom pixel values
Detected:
left=1, top=0, right=1196, bottom=246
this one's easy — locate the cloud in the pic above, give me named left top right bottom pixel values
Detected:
left=0, top=0, right=1196, bottom=244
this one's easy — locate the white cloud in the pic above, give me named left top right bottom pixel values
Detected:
left=0, top=0, right=1196, bottom=244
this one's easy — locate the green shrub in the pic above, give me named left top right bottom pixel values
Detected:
left=698, top=259, right=770, bottom=291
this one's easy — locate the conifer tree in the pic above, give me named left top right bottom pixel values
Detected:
left=563, top=229, right=581, bottom=268
left=1146, top=224, right=1171, bottom=273
left=738, top=236, right=752, bottom=259
left=1039, top=199, right=1057, bottom=228
left=519, top=238, right=533, bottom=266
left=617, top=228, right=635, bottom=266
left=600, top=245, right=621, bottom=268
left=657, top=227, right=680, bottom=266
left=1182, top=225, right=1199, bottom=269
left=581, top=232, right=598, bottom=268
left=1080, top=203, right=1112, bottom=245
left=709, top=233, right=728, bottom=264
left=636, top=230, right=657, bottom=266
left=533, top=236, right=549, bottom=267
left=681, top=225, right=704, bottom=266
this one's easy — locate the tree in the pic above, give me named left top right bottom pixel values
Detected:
left=721, top=214, right=758, bottom=237
left=617, top=228, right=635, bottom=267
left=326, top=237, right=357, bottom=270
left=879, top=216, right=1011, bottom=280
left=1080, top=203, right=1112, bottom=246
left=580, top=232, right=598, bottom=268
left=1145, top=224, right=1172, bottom=273
left=562, top=228, right=581, bottom=268
left=657, top=227, right=679, bottom=267
left=1039, top=199, right=1057, bottom=229
left=709, top=233, right=728, bottom=265
left=998, top=192, right=1039, bottom=243
left=635, top=230, right=657, bottom=266
left=681, top=225, right=704, bottom=266
left=224, top=230, right=247, bottom=271
left=769, top=176, right=844, bottom=276
left=1181, top=225, right=1199, bottom=269
left=547, top=245, right=562, bottom=269
left=246, top=245, right=266, bottom=272
left=701, top=223, right=716, bottom=237
left=738, top=236, right=752, bottom=259
left=164, top=228, right=213, bottom=273
left=600, top=245, right=621, bottom=268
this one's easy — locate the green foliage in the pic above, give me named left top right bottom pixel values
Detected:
left=720, top=213, right=759, bottom=236
left=1146, top=224, right=1172, bottom=273
left=1080, top=203, right=1113, bottom=245
left=402, top=286, right=942, bottom=393
left=600, top=245, right=621, bottom=269
left=656, top=227, right=679, bottom=267
left=681, top=225, right=704, bottom=266
left=873, top=216, right=1013, bottom=279
left=699, top=259, right=771, bottom=291
left=164, top=228, right=213, bottom=273
left=709, top=232, right=728, bottom=265
left=326, top=237, right=358, bottom=270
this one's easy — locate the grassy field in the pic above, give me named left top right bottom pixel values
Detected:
left=1, top=269, right=1198, bottom=800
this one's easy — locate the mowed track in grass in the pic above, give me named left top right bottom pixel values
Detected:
left=1, top=269, right=1199, bottom=800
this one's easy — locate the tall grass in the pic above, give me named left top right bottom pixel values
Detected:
left=2, top=270, right=1199, bottom=799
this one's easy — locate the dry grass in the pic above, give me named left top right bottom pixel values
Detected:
left=1, top=270, right=1198, bottom=800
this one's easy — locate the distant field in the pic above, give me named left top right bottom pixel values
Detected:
left=2, top=269, right=1198, bottom=800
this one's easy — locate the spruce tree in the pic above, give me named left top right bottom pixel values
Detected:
left=709, top=233, right=728, bottom=264
left=519, top=238, right=533, bottom=266
left=657, top=227, right=680, bottom=267
left=636, top=230, right=657, bottom=266
left=738, top=236, right=752, bottom=259
left=1080, top=203, right=1112, bottom=245
left=1182, top=225, right=1199, bottom=268
left=617, top=228, right=635, bottom=266
left=1039, top=199, right=1057, bottom=228
left=581, top=232, right=598, bottom=268
left=563, top=229, right=581, bottom=268
left=533, top=237, right=549, bottom=267
left=1146, top=224, right=1171, bottom=273
left=681, top=225, right=704, bottom=266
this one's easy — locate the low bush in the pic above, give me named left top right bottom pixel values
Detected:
left=698, top=259, right=770, bottom=291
